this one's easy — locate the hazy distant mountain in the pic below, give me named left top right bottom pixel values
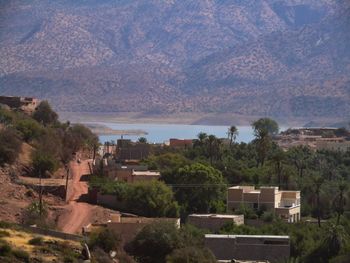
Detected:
left=0, top=0, right=350, bottom=120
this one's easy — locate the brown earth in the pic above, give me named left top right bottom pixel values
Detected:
left=56, top=158, right=115, bottom=234
left=0, top=144, right=114, bottom=233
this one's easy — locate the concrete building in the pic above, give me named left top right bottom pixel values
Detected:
left=188, top=214, right=244, bottom=232
left=169, top=138, right=193, bottom=148
left=84, top=215, right=180, bottom=244
left=227, top=186, right=301, bottom=223
left=205, top=234, right=290, bottom=263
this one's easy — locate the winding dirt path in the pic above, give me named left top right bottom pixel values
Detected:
left=59, top=159, right=93, bottom=234
left=56, top=157, right=116, bottom=234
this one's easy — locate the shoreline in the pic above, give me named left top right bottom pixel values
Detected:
left=58, top=111, right=346, bottom=128
left=82, top=123, right=148, bottom=136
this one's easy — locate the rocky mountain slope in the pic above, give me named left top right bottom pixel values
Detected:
left=0, top=0, right=350, bottom=120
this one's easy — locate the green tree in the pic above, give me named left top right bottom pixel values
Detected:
left=15, top=119, right=43, bottom=142
left=32, top=152, right=58, bottom=177
left=227, top=125, right=239, bottom=146
left=271, top=148, right=286, bottom=188
left=333, top=181, right=348, bottom=225
left=166, top=247, right=216, bottom=263
left=252, top=118, right=279, bottom=137
left=138, top=137, right=148, bottom=143
left=33, top=101, right=58, bottom=126
left=174, top=163, right=226, bottom=214
left=126, top=221, right=182, bottom=263
left=126, top=222, right=206, bottom=263
left=0, top=128, right=22, bottom=165
left=288, top=146, right=311, bottom=179
left=305, top=224, right=349, bottom=263
left=312, top=175, right=325, bottom=228
left=126, top=180, right=179, bottom=217
left=252, top=118, right=279, bottom=167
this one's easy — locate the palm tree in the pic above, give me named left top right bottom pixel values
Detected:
left=312, top=175, right=324, bottom=228
left=198, top=132, right=208, bottom=145
left=207, top=135, right=217, bottom=165
left=227, top=125, right=238, bottom=146
left=272, top=149, right=285, bottom=188
left=333, top=181, right=348, bottom=225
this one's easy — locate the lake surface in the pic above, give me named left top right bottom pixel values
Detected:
left=96, top=122, right=257, bottom=144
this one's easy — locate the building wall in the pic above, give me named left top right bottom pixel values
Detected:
left=107, top=218, right=180, bottom=244
left=188, top=215, right=244, bottom=232
left=205, top=236, right=290, bottom=263
left=96, top=193, right=119, bottom=209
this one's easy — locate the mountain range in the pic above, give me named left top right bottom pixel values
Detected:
left=0, top=0, right=350, bottom=122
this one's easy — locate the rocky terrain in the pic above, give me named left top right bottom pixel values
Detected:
left=0, top=0, right=350, bottom=121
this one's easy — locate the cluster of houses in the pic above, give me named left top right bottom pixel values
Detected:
left=274, top=127, right=350, bottom=152
left=89, top=139, right=301, bottom=262
left=86, top=185, right=298, bottom=262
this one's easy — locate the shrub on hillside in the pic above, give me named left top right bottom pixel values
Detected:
left=15, top=119, right=43, bottom=142
left=32, top=152, right=58, bottom=177
left=0, top=128, right=22, bottom=165
left=88, top=228, right=120, bottom=252
left=33, top=101, right=58, bottom=126
left=166, top=247, right=217, bottom=263
left=28, top=236, right=44, bottom=246
left=12, top=249, right=30, bottom=262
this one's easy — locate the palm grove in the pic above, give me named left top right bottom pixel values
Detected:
left=91, top=118, right=350, bottom=262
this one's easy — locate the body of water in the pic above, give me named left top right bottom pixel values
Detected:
left=96, top=123, right=256, bottom=144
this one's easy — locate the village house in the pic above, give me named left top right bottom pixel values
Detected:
left=84, top=214, right=180, bottom=244
left=274, top=127, right=350, bottom=152
left=205, top=234, right=290, bottom=263
left=188, top=214, right=244, bottom=232
left=168, top=138, right=193, bottom=148
left=0, top=95, right=39, bottom=114
left=99, top=159, right=160, bottom=183
left=227, top=186, right=301, bottom=223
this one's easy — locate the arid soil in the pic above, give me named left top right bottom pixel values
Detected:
left=0, top=144, right=114, bottom=234
left=56, top=158, right=114, bottom=234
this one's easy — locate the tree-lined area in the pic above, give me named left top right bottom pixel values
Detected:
left=93, top=118, right=350, bottom=262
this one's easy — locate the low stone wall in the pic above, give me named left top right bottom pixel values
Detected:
left=20, top=225, right=83, bottom=242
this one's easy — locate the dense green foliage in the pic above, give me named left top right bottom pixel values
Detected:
left=0, top=128, right=22, bottom=166
left=0, top=102, right=98, bottom=175
left=172, top=163, right=226, bottom=215
left=129, top=118, right=350, bottom=262
left=90, top=177, right=179, bottom=217
left=33, top=101, right=58, bottom=126
left=126, top=222, right=207, bottom=263
left=86, top=117, right=350, bottom=262
left=166, top=247, right=217, bottom=263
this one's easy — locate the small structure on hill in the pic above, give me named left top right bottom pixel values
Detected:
left=188, top=214, right=244, bottom=232
left=0, top=96, right=39, bottom=114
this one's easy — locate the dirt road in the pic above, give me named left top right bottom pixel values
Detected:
left=56, top=158, right=111, bottom=234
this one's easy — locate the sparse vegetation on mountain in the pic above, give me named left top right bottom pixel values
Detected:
left=1, top=1, right=349, bottom=119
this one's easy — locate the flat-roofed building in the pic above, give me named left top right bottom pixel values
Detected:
left=227, top=186, right=301, bottom=223
left=188, top=214, right=244, bottom=232
left=205, top=234, right=290, bottom=263
left=169, top=138, right=193, bottom=148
